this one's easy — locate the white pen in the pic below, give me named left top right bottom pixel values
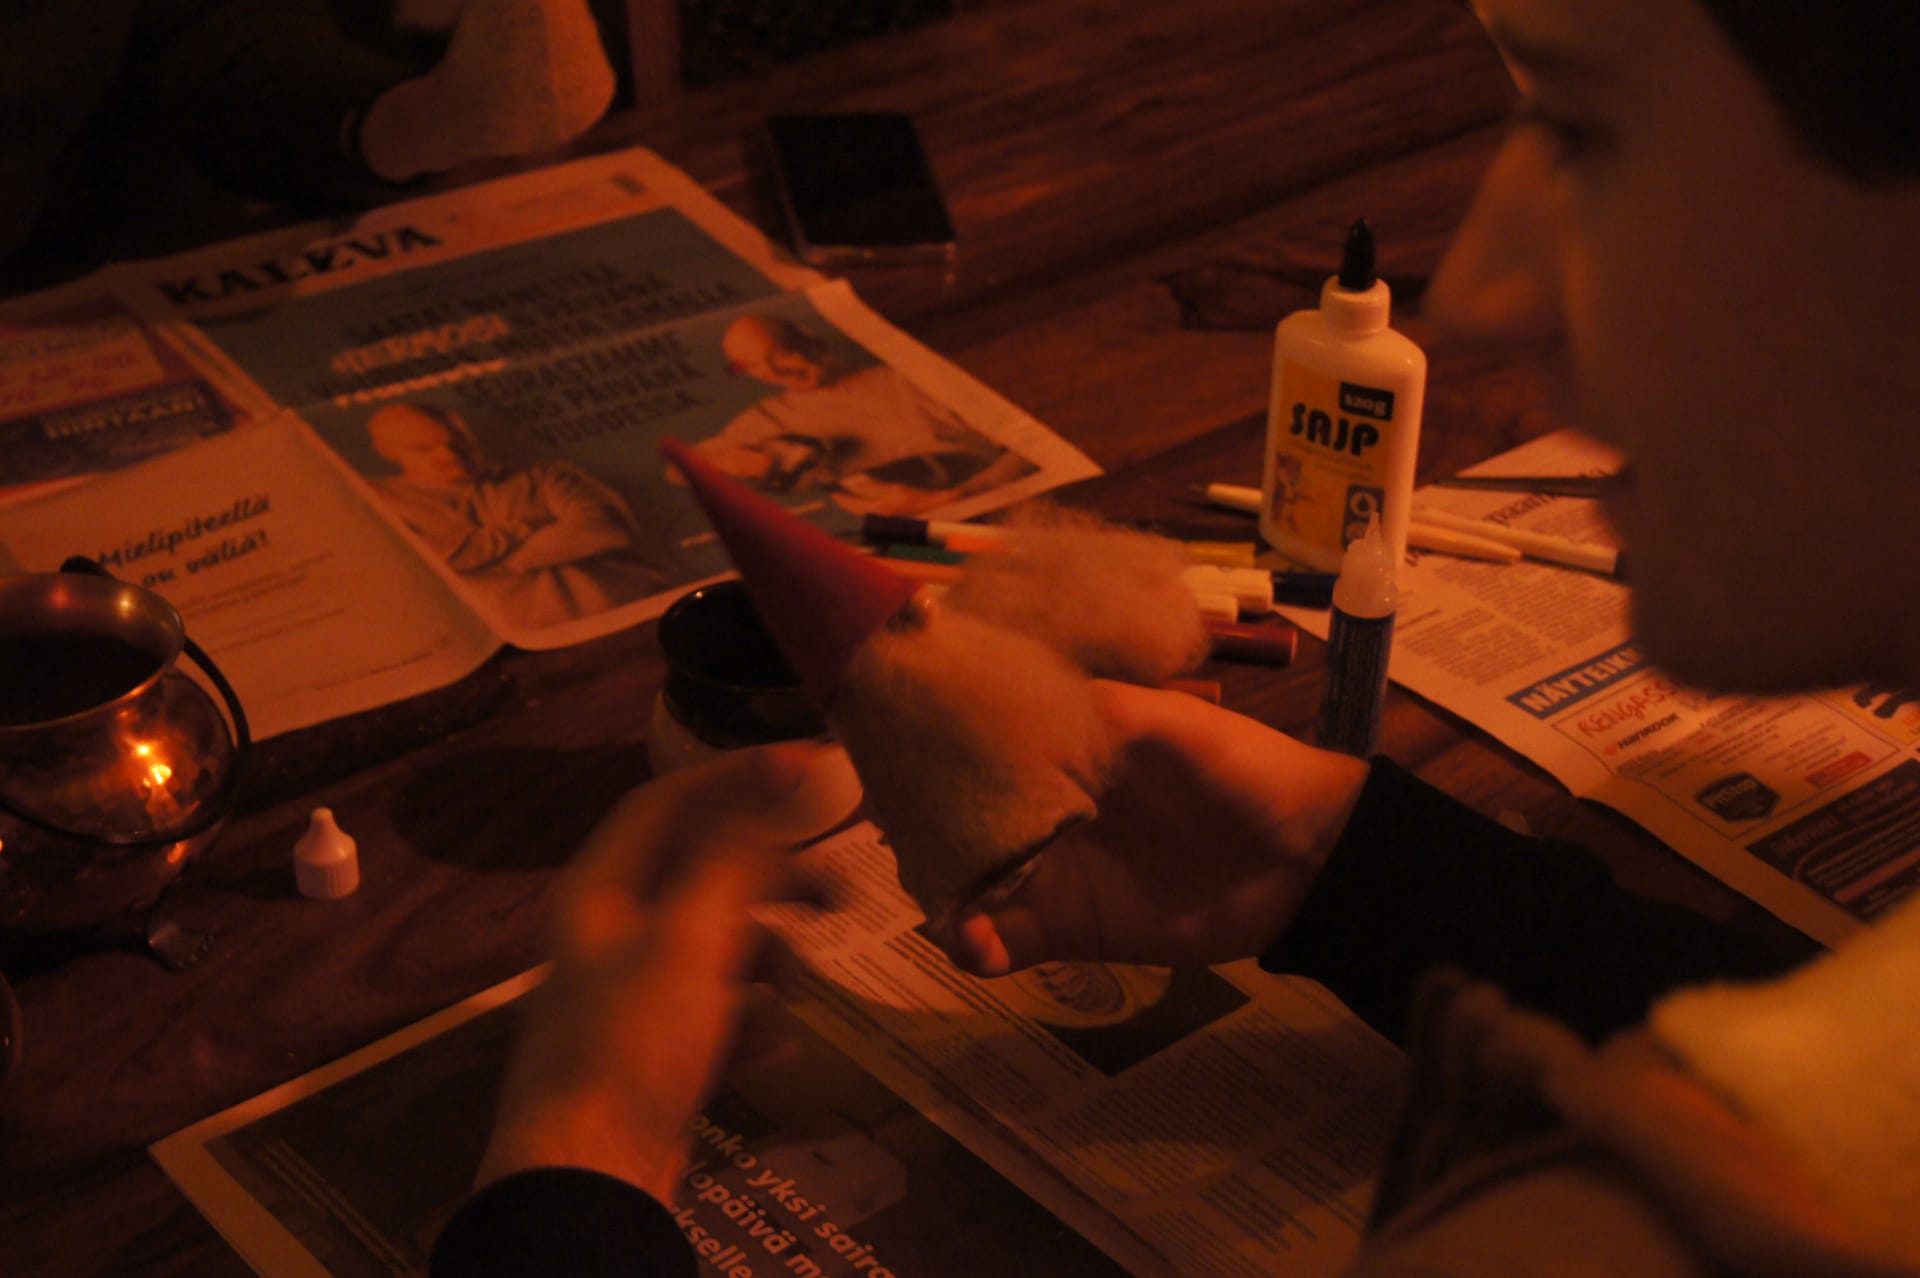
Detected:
left=1201, top=482, right=1526, bottom=565
left=1406, top=520, right=1523, bottom=563
left=1199, top=482, right=1263, bottom=515
left=1412, top=507, right=1621, bottom=576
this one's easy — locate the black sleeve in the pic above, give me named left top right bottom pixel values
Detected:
left=431, top=1169, right=696, bottom=1278
left=129, top=0, right=419, bottom=208
left=1261, top=758, right=1822, bottom=1046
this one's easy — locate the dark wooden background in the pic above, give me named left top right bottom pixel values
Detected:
left=0, top=3, right=1803, bottom=1274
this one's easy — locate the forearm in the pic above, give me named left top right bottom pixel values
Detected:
left=432, top=1169, right=695, bottom=1278
left=1263, top=759, right=1823, bottom=1045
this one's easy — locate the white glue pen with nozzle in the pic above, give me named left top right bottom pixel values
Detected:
left=1318, top=514, right=1398, bottom=756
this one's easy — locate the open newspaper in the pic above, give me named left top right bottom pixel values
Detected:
left=0, top=149, right=1094, bottom=739
left=1282, top=430, right=1920, bottom=949
left=154, top=820, right=1406, bottom=1278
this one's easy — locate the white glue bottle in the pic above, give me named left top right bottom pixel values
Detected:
left=1319, top=514, right=1398, bottom=757
left=1260, top=219, right=1426, bottom=570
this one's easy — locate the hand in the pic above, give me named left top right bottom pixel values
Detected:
left=473, top=742, right=842, bottom=1201
left=1404, top=977, right=1902, bottom=1278
left=942, top=680, right=1370, bottom=975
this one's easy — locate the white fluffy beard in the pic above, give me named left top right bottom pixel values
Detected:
left=828, top=604, right=1113, bottom=926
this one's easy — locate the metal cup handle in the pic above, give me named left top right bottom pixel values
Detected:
left=0, top=558, right=255, bottom=847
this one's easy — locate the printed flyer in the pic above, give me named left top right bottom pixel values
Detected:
left=1282, top=430, right=1920, bottom=947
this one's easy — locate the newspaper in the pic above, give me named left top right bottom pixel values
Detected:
left=1282, top=429, right=1920, bottom=949
left=0, top=149, right=1096, bottom=739
left=154, top=821, right=1407, bottom=1278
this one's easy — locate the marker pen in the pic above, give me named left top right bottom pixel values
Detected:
left=1183, top=565, right=1275, bottom=616
left=880, top=542, right=967, bottom=566
left=1319, top=514, right=1397, bottom=756
left=1411, top=508, right=1621, bottom=577
left=1406, top=519, right=1522, bottom=563
left=867, top=512, right=1262, bottom=567
left=1270, top=570, right=1338, bottom=607
left=1205, top=618, right=1299, bottom=666
left=1198, top=482, right=1263, bottom=515
left=1184, top=541, right=1260, bottom=567
left=861, top=513, right=1015, bottom=549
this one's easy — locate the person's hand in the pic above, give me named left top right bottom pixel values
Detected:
left=472, top=742, right=842, bottom=1201
left=942, top=680, right=1371, bottom=976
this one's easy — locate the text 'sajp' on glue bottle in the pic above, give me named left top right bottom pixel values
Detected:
left=1259, top=219, right=1426, bottom=571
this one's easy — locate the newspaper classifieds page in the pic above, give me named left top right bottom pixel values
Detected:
left=155, top=821, right=1407, bottom=1278
left=1281, top=429, right=1920, bottom=948
left=756, top=825, right=1405, bottom=1278
left=116, top=147, right=1098, bottom=651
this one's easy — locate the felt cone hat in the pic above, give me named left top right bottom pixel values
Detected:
left=663, top=437, right=917, bottom=703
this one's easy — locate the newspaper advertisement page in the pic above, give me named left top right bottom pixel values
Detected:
left=0, top=147, right=1095, bottom=733
left=0, top=290, right=244, bottom=506
left=115, top=148, right=1096, bottom=650
left=1282, top=430, right=1919, bottom=947
left=757, top=825, right=1406, bottom=1278
left=0, top=416, right=498, bottom=740
left=154, top=821, right=1404, bottom=1277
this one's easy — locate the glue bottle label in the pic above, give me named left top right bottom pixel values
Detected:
left=1265, top=359, right=1401, bottom=563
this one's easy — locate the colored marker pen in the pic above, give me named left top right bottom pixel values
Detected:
left=1318, top=514, right=1397, bottom=756
left=1271, top=570, right=1338, bottom=608
left=861, top=513, right=1015, bottom=549
left=1206, top=618, right=1299, bottom=666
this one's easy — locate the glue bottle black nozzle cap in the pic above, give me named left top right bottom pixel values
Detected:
left=1337, top=218, right=1376, bottom=292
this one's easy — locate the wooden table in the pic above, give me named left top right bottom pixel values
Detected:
left=0, top=3, right=1806, bottom=1274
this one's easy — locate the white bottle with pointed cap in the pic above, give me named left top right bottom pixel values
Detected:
left=294, top=807, right=361, bottom=900
left=1260, top=219, right=1426, bottom=571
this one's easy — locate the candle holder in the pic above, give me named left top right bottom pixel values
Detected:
left=0, top=562, right=250, bottom=1075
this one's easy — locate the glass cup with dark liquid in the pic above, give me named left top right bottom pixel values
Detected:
left=0, top=570, right=248, bottom=938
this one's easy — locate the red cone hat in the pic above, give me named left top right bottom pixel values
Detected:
left=663, top=436, right=917, bottom=704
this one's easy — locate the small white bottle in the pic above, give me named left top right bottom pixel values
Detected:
left=1319, top=515, right=1398, bottom=757
left=294, top=807, right=361, bottom=900
left=1260, top=219, right=1426, bottom=571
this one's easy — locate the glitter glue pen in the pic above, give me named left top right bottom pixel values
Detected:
left=1318, top=513, right=1398, bottom=756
